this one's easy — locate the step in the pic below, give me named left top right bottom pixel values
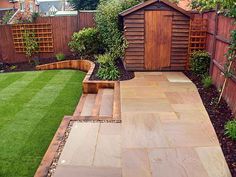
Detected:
left=80, top=94, right=97, bottom=116
left=99, top=89, right=114, bottom=117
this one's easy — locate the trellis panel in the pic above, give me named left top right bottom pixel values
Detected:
left=188, top=18, right=208, bottom=54
left=12, top=23, right=54, bottom=53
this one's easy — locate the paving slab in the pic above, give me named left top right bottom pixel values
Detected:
left=120, top=72, right=231, bottom=177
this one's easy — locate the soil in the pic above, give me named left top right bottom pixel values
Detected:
left=185, top=71, right=236, bottom=177
left=90, top=58, right=134, bottom=81
left=0, top=57, right=134, bottom=81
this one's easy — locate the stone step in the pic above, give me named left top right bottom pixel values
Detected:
left=99, top=89, right=114, bottom=117
left=80, top=94, right=96, bottom=116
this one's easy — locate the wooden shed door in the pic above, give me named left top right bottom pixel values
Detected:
left=145, top=11, right=172, bottom=70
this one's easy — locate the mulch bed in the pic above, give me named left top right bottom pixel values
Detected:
left=185, top=71, right=236, bottom=177
left=89, top=58, right=134, bottom=81
left=0, top=57, right=134, bottom=81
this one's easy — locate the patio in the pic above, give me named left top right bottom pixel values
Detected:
left=52, top=72, right=231, bottom=177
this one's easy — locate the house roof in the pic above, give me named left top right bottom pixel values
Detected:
left=119, top=0, right=191, bottom=17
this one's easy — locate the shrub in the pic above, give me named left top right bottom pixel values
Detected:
left=23, top=30, right=39, bottom=63
left=68, top=28, right=101, bottom=57
left=202, top=75, right=212, bottom=88
left=2, top=10, right=14, bottom=24
left=96, top=53, right=120, bottom=80
left=95, top=0, right=141, bottom=59
left=190, top=50, right=211, bottom=75
left=225, top=120, right=236, bottom=140
left=56, top=53, right=65, bottom=61
left=32, top=12, right=40, bottom=23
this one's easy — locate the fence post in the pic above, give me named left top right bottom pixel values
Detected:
left=209, top=6, right=219, bottom=75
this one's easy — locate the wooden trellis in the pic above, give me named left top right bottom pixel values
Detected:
left=12, top=23, right=54, bottom=53
left=188, top=18, right=208, bottom=55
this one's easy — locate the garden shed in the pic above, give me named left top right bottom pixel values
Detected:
left=120, top=0, right=192, bottom=71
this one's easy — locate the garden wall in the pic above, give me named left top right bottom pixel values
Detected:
left=0, top=11, right=96, bottom=63
left=195, top=11, right=236, bottom=115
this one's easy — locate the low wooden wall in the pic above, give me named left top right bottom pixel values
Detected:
left=194, top=11, right=236, bottom=115
left=0, top=11, right=96, bottom=64
left=36, top=60, right=115, bottom=94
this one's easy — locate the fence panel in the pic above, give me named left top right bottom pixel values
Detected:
left=201, top=11, right=236, bottom=114
left=0, top=11, right=96, bottom=63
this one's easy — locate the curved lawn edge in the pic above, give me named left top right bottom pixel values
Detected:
left=36, top=60, right=116, bottom=94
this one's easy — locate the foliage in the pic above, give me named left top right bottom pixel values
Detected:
left=68, top=28, right=101, bottom=57
left=22, top=30, right=39, bottom=62
left=56, top=53, right=65, bottom=61
left=202, top=75, right=212, bottom=88
left=68, top=0, right=99, bottom=10
left=96, top=53, right=120, bottom=80
left=190, top=0, right=236, bottom=18
left=223, top=30, right=236, bottom=78
left=95, top=0, right=142, bottom=60
left=225, top=119, right=236, bottom=140
left=2, top=10, right=14, bottom=24
left=32, top=12, right=40, bottom=22
left=190, top=51, right=211, bottom=75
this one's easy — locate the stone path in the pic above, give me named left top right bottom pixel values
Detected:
left=54, top=72, right=231, bottom=177
left=121, top=72, right=231, bottom=177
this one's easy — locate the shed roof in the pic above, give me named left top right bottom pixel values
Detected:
left=119, top=0, right=191, bottom=17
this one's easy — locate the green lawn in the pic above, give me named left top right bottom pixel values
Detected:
left=0, top=70, right=85, bottom=177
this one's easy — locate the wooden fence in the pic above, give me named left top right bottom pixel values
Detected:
left=196, top=11, right=236, bottom=115
left=0, top=11, right=96, bottom=63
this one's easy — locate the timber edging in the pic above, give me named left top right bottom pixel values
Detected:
left=36, top=60, right=116, bottom=94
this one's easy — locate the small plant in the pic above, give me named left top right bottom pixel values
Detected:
left=2, top=10, right=14, bottom=24
left=9, top=65, right=17, bottom=71
left=32, top=12, right=40, bottom=23
left=225, top=119, right=236, bottom=140
left=22, top=30, right=39, bottom=63
left=68, top=28, right=101, bottom=57
left=202, top=75, right=212, bottom=88
left=96, top=53, right=120, bottom=80
left=56, top=53, right=65, bottom=61
left=190, top=50, right=211, bottom=75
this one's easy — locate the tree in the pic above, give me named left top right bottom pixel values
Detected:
left=68, top=0, right=99, bottom=10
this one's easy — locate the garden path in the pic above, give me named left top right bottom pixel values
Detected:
left=54, top=72, right=231, bottom=177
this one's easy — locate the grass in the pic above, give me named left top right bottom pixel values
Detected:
left=0, top=70, right=85, bottom=177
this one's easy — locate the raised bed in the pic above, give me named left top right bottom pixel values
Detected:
left=36, top=60, right=116, bottom=94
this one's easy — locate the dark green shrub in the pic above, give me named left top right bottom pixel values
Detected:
left=190, top=50, right=211, bottom=75
left=95, top=0, right=142, bottom=59
left=96, top=53, right=120, bottom=80
left=32, top=12, right=40, bottom=22
left=225, top=120, right=236, bottom=140
left=202, top=75, right=212, bottom=88
left=68, top=28, right=101, bottom=57
left=56, top=53, right=65, bottom=61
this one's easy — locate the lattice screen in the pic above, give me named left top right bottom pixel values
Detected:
left=12, top=23, right=54, bottom=53
left=188, top=18, right=208, bottom=55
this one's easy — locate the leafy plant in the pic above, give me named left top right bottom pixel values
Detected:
left=190, top=0, right=236, bottom=18
left=9, top=65, right=17, bottom=71
left=32, top=12, right=40, bottom=22
left=225, top=119, right=236, bottom=140
left=56, top=53, right=65, bottom=61
left=95, top=0, right=142, bottom=60
left=190, top=51, right=211, bottom=75
left=2, top=10, right=14, bottom=24
left=68, top=28, right=101, bottom=57
left=68, top=0, right=99, bottom=10
left=96, top=53, right=120, bottom=80
left=22, top=30, right=39, bottom=63
left=202, top=75, right=212, bottom=88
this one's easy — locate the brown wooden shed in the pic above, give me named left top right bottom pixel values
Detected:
left=120, top=0, right=191, bottom=71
